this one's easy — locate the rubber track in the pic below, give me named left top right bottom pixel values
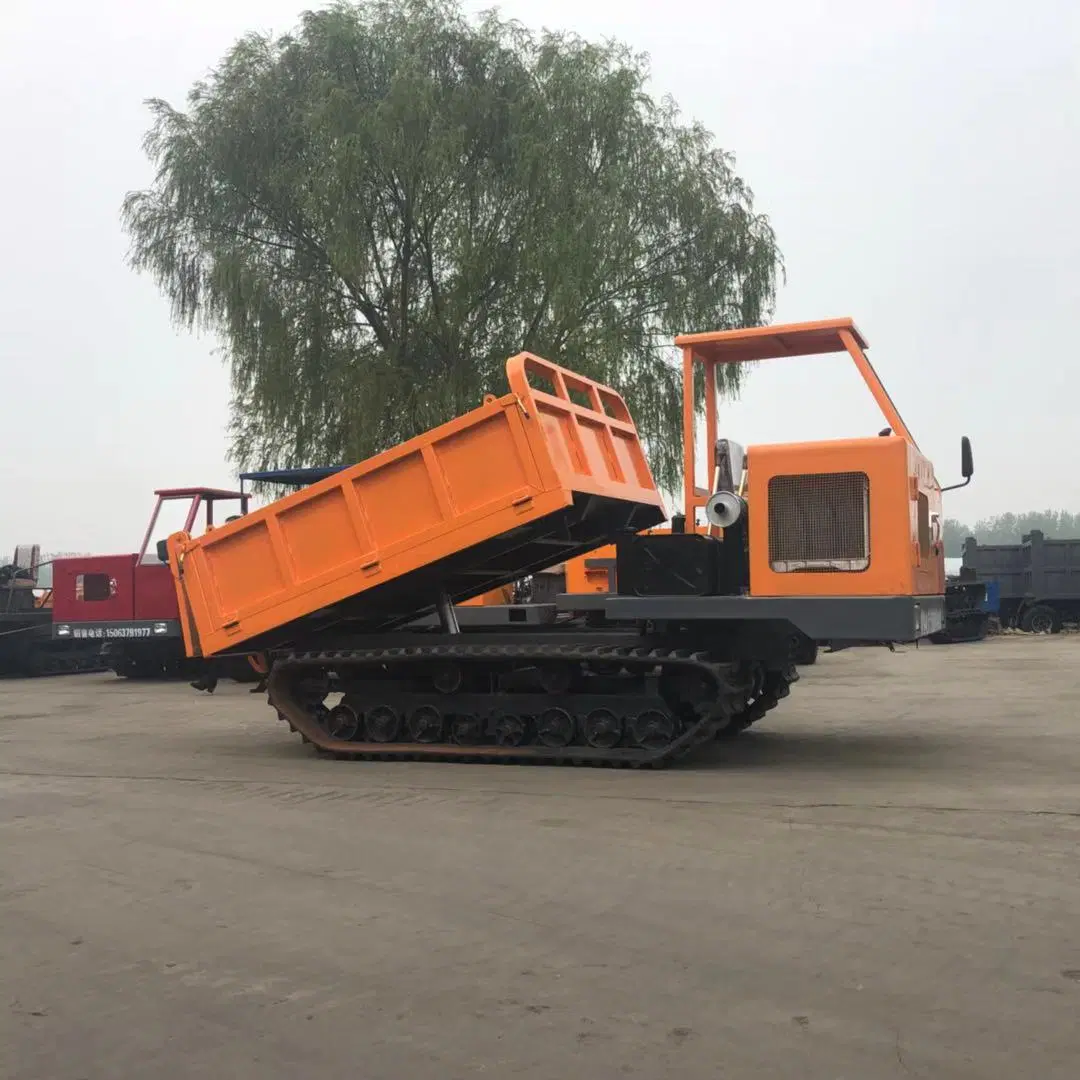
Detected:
left=266, top=641, right=754, bottom=768
left=718, top=667, right=794, bottom=738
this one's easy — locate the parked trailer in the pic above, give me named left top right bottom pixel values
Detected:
left=165, top=321, right=967, bottom=767
left=962, top=530, right=1080, bottom=633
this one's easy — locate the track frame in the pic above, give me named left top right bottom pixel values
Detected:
left=264, top=625, right=799, bottom=768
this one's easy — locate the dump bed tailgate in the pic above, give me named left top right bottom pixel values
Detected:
left=168, top=354, right=666, bottom=656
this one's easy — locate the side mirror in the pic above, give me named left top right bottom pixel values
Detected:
left=941, top=436, right=974, bottom=493
left=156, top=540, right=170, bottom=564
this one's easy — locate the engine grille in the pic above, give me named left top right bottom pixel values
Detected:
left=768, top=471, right=870, bottom=572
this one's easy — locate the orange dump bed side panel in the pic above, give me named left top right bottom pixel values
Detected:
left=169, top=354, right=664, bottom=657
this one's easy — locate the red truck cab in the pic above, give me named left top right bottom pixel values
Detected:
left=51, top=487, right=248, bottom=676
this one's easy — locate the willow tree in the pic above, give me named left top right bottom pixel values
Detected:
left=123, top=0, right=780, bottom=491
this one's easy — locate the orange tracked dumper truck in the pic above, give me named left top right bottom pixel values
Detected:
left=164, top=319, right=972, bottom=766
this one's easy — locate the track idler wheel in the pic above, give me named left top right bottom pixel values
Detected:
left=629, top=710, right=676, bottom=751
left=325, top=703, right=360, bottom=740
left=582, top=708, right=622, bottom=749
left=407, top=705, right=445, bottom=743
left=536, top=707, right=575, bottom=748
left=365, top=705, right=402, bottom=743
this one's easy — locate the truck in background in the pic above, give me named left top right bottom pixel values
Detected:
left=50, top=487, right=257, bottom=679
left=961, top=530, right=1080, bottom=633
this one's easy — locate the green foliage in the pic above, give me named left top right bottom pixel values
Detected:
left=121, top=0, right=780, bottom=491
left=941, top=518, right=970, bottom=558
left=944, top=511, right=1080, bottom=556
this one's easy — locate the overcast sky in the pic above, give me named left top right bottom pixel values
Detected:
left=2, top=0, right=1077, bottom=554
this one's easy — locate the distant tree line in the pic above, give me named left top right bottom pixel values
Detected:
left=943, top=511, right=1080, bottom=557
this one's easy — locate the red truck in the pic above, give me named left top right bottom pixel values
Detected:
left=51, top=487, right=253, bottom=678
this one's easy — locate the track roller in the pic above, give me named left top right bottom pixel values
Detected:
left=450, top=714, right=484, bottom=745
left=326, top=703, right=360, bottom=740
left=365, top=705, right=401, bottom=743
left=407, top=705, right=444, bottom=743
left=536, top=707, right=575, bottom=748
left=629, top=710, right=677, bottom=751
left=582, top=708, right=622, bottom=749
left=493, top=713, right=529, bottom=747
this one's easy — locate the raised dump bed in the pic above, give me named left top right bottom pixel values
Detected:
left=167, top=354, right=666, bottom=657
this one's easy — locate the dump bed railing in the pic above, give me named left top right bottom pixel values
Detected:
left=167, top=354, right=666, bottom=657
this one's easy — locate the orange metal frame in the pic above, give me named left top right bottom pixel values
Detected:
left=137, top=487, right=250, bottom=563
left=676, top=318, right=917, bottom=525
left=675, top=318, right=942, bottom=599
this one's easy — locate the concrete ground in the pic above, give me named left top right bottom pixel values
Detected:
left=2, top=636, right=1079, bottom=1080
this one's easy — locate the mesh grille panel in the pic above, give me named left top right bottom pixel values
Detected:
left=768, top=471, right=870, bottom=572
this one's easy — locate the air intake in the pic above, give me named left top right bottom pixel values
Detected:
left=768, top=472, right=870, bottom=573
